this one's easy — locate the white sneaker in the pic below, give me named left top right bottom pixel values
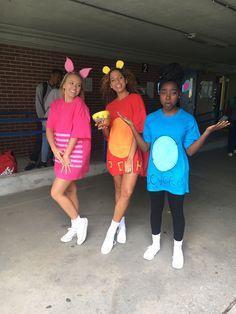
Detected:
left=172, top=241, right=184, bottom=269
left=228, top=152, right=233, bottom=157
left=116, top=225, right=126, bottom=244
left=143, top=244, right=160, bottom=261
left=101, top=233, right=116, bottom=255
left=60, top=227, right=77, bottom=243
left=76, top=218, right=88, bottom=245
left=172, top=250, right=184, bottom=269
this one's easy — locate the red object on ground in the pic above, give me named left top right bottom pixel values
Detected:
left=0, top=151, right=17, bottom=176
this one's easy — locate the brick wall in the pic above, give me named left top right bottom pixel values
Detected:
left=0, top=44, right=160, bottom=159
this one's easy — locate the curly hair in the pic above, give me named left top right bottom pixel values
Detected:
left=60, top=72, right=85, bottom=100
left=159, top=63, right=184, bottom=91
left=101, top=68, right=138, bottom=103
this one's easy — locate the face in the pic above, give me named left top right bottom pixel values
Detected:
left=159, top=81, right=180, bottom=113
left=51, top=72, right=62, bottom=87
left=63, top=74, right=82, bottom=101
left=109, top=70, right=127, bottom=94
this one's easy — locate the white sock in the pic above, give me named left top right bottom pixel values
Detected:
left=109, top=220, right=120, bottom=234
left=172, top=240, right=184, bottom=269
left=71, top=215, right=81, bottom=229
left=143, top=234, right=161, bottom=261
left=119, top=217, right=125, bottom=228
left=117, top=217, right=126, bottom=244
left=101, top=220, right=119, bottom=255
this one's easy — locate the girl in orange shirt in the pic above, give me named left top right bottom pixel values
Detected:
left=96, top=60, right=147, bottom=254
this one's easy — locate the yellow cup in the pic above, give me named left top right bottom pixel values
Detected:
left=92, top=110, right=110, bottom=122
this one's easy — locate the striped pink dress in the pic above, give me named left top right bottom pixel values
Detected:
left=47, top=97, right=91, bottom=180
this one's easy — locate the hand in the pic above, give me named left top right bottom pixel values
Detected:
left=95, top=118, right=110, bottom=130
left=52, top=148, right=64, bottom=164
left=125, top=158, right=133, bottom=174
left=61, top=154, right=71, bottom=175
left=117, top=112, right=134, bottom=128
left=206, top=120, right=230, bottom=134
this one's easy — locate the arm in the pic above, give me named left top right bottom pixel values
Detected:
left=44, top=92, right=52, bottom=118
left=128, top=138, right=137, bottom=159
left=44, top=89, right=60, bottom=118
left=101, top=121, right=110, bottom=139
left=186, top=130, right=211, bottom=156
left=46, top=127, right=64, bottom=164
left=186, top=120, right=230, bottom=156
left=63, top=138, right=77, bottom=162
left=95, top=118, right=110, bottom=139
left=130, top=124, right=150, bottom=152
left=118, top=112, right=150, bottom=152
left=125, top=138, right=138, bottom=173
left=47, top=128, right=78, bottom=173
left=58, top=138, right=78, bottom=174
left=35, top=84, right=45, bottom=118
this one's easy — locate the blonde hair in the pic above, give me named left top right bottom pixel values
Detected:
left=60, top=72, right=85, bottom=100
left=101, top=68, right=138, bottom=103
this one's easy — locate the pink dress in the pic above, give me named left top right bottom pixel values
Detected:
left=47, top=97, right=91, bottom=181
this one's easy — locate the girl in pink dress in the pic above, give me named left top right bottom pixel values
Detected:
left=46, top=60, right=92, bottom=245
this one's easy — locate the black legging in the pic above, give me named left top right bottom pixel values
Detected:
left=149, top=191, right=185, bottom=241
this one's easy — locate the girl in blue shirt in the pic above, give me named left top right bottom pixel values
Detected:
left=119, top=63, right=229, bottom=269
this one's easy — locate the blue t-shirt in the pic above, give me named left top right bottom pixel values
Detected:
left=143, top=108, right=200, bottom=195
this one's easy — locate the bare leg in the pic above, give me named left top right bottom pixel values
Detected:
left=113, top=175, right=122, bottom=204
left=65, top=181, right=79, bottom=214
left=113, top=175, right=127, bottom=244
left=51, top=178, right=78, bottom=219
left=51, top=178, right=88, bottom=244
left=113, top=172, right=138, bottom=222
left=101, top=173, right=138, bottom=254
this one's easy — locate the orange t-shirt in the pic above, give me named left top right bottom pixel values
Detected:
left=106, top=93, right=148, bottom=176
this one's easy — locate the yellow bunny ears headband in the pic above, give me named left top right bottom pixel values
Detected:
left=102, top=60, right=124, bottom=75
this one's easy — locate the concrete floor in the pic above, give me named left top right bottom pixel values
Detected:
left=0, top=148, right=236, bottom=314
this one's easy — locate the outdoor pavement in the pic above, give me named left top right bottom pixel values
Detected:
left=0, top=145, right=236, bottom=314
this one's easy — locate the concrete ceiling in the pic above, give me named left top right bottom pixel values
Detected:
left=1, top=0, right=236, bottom=72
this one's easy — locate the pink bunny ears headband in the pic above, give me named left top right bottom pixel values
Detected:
left=64, top=57, right=92, bottom=78
left=102, top=60, right=124, bottom=75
